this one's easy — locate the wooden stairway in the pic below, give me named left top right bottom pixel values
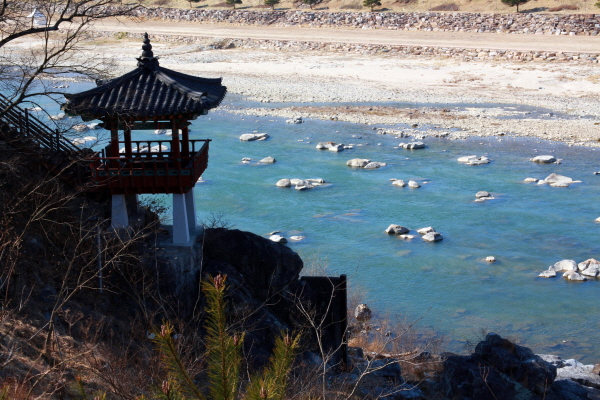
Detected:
left=0, top=93, right=92, bottom=188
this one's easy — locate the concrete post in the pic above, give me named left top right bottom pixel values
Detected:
left=184, top=188, right=197, bottom=231
left=172, top=193, right=190, bottom=244
left=111, top=194, right=129, bottom=229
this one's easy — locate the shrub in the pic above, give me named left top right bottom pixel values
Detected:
left=548, top=4, right=579, bottom=10
left=429, top=2, right=459, bottom=10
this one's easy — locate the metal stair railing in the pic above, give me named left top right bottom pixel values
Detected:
left=0, top=92, right=81, bottom=154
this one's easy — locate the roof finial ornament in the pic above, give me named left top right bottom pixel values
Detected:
left=137, top=33, right=159, bottom=69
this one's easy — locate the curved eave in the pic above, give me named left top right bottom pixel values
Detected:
left=63, top=66, right=227, bottom=120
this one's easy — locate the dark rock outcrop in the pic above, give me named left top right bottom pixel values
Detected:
left=441, top=333, right=556, bottom=399
left=198, top=228, right=304, bottom=365
left=201, top=228, right=303, bottom=301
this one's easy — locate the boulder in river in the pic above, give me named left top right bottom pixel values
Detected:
left=530, top=155, right=557, bottom=163
left=545, top=173, right=579, bottom=188
left=385, top=224, right=409, bottom=235
left=269, top=234, right=287, bottom=244
left=276, top=179, right=291, bottom=187
left=260, top=156, right=276, bottom=163
left=417, top=226, right=436, bottom=235
left=400, top=141, right=426, bottom=150
left=392, top=179, right=406, bottom=187
left=551, top=259, right=578, bottom=272
left=578, top=258, right=600, bottom=277
left=539, top=269, right=557, bottom=278
left=457, top=155, right=490, bottom=165
left=563, top=271, right=587, bottom=281
left=524, top=177, right=539, bottom=183
left=423, top=232, right=443, bottom=242
left=346, top=158, right=371, bottom=168
left=408, top=180, right=421, bottom=188
left=363, top=161, right=387, bottom=169
left=240, top=133, right=269, bottom=141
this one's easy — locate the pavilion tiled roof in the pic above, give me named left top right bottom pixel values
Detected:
left=63, top=33, right=227, bottom=121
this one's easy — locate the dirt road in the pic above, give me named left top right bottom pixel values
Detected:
left=93, top=18, right=600, bottom=53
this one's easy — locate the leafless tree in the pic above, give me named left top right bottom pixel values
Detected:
left=0, top=0, right=138, bottom=117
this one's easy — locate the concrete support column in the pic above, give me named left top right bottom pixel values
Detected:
left=172, top=193, right=190, bottom=244
left=125, top=193, right=139, bottom=214
left=184, top=189, right=197, bottom=231
left=111, top=194, right=129, bottom=229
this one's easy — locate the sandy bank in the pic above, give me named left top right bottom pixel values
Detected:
left=11, top=27, right=600, bottom=146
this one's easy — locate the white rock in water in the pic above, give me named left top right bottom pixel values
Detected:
left=401, top=141, right=426, bottom=150
left=539, top=269, right=557, bottom=278
left=530, top=155, right=557, bottom=163
left=240, top=133, right=269, bottom=141
left=417, top=226, right=436, bottom=235
left=49, top=113, right=66, bottom=121
left=596, top=217, right=600, bottom=223
left=306, top=178, right=325, bottom=185
left=148, top=145, right=168, bottom=153
left=399, top=234, right=415, bottom=240
left=476, top=191, right=491, bottom=198
left=563, top=271, right=587, bottom=281
left=486, top=256, right=496, bottom=263
left=290, top=235, right=305, bottom=241
left=545, top=173, right=575, bottom=185
left=457, top=155, right=490, bottom=165
left=385, top=224, right=409, bottom=235
left=72, top=124, right=88, bottom=132
left=524, top=177, right=538, bottom=183
left=550, top=182, right=570, bottom=188
left=392, top=179, right=406, bottom=187
left=552, top=259, right=578, bottom=272
left=578, top=258, right=600, bottom=277
left=165, top=129, right=173, bottom=136
left=242, top=157, right=252, bottom=161
left=363, top=161, right=387, bottom=169
left=316, top=142, right=329, bottom=150
left=328, top=144, right=344, bottom=152
left=276, top=179, right=291, bottom=187
left=295, top=184, right=313, bottom=190
left=346, top=158, right=371, bottom=168
left=87, top=122, right=100, bottom=130
left=260, top=156, right=276, bottom=163
left=290, top=178, right=306, bottom=186
left=423, top=232, right=443, bottom=242
left=408, top=180, right=421, bottom=188
left=269, top=235, right=287, bottom=243
left=537, top=180, right=547, bottom=185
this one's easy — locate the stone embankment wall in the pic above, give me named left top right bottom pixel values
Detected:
left=132, top=7, right=600, bottom=35
left=89, top=30, right=599, bottom=63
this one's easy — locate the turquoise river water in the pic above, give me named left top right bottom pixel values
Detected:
left=37, top=85, right=600, bottom=362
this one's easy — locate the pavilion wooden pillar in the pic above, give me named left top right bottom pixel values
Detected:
left=124, top=124, right=133, bottom=158
left=181, top=122, right=190, bottom=158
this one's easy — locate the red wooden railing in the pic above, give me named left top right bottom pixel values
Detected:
left=88, top=139, right=210, bottom=194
